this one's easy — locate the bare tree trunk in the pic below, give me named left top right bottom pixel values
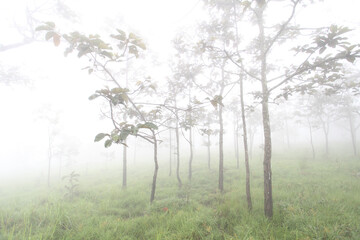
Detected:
left=169, top=128, right=172, bottom=176
left=234, top=118, right=240, bottom=169
left=219, top=103, right=224, bottom=192
left=325, top=132, right=329, bottom=156
left=320, top=118, right=330, bottom=156
left=348, top=111, right=357, bottom=156
left=189, top=126, right=193, bottom=181
left=307, top=118, right=315, bottom=159
left=285, top=118, right=290, bottom=149
left=207, top=134, right=211, bottom=169
left=239, top=74, right=252, bottom=211
left=249, top=127, right=255, bottom=160
left=58, top=156, right=62, bottom=180
left=150, top=131, right=158, bottom=203
left=122, top=141, right=127, bottom=188
left=47, top=128, right=52, bottom=187
left=187, top=83, right=194, bottom=182
left=175, top=101, right=182, bottom=188
left=258, top=7, right=273, bottom=218
left=133, top=138, right=137, bottom=165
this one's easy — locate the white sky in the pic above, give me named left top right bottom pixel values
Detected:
left=0, top=0, right=359, bottom=181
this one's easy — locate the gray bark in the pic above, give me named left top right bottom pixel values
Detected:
left=150, top=131, right=158, bottom=203
left=239, top=74, right=252, bottom=211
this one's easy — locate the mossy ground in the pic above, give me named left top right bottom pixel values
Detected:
left=1, top=153, right=359, bottom=239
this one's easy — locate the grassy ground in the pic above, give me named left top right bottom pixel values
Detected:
left=0, top=153, right=359, bottom=239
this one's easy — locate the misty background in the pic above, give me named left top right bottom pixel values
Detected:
left=0, top=0, right=359, bottom=189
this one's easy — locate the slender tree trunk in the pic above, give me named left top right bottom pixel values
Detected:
left=234, top=119, right=240, bottom=169
left=219, top=103, right=224, bottom=192
left=189, top=126, right=193, bottom=181
left=348, top=111, right=357, bottom=156
left=169, top=128, right=172, bottom=176
left=123, top=66, right=128, bottom=187
left=218, top=64, right=226, bottom=192
left=258, top=7, right=273, bottom=218
left=207, top=134, right=211, bottom=169
left=187, top=84, right=194, bottom=182
left=285, top=118, right=290, bottom=149
left=307, top=118, right=315, bottom=159
left=58, top=156, right=62, bottom=179
left=47, top=129, right=52, bottom=187
left=133, top=138, right=137, bottom=165
left=249, top=127, right=255, bottom=160
left=150, top=131, right=158, bottom=203
left=175, top=101, right=182, bottom=188
left=239, top=74, right=252, bottom=211
left=122, top=142, right=127, bottom=188
left=325, top=132, right=329, bottom=156
left=321, top=118, right=329, bottom=156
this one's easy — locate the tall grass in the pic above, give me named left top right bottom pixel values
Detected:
left=0, top=154, right=359, bottom=239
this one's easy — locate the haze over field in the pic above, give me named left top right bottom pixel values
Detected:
left=0, top=0, right=360, bottom=239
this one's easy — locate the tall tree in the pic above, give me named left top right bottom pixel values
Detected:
left=37, top=104, right=61, bottom=187
left=203, top=0, right=360, bottom=218
left=338, top=93, right=360, bottom=156
left=310, top=94, right=339, bottom=156
left=172, top=35, right=202, bottom=182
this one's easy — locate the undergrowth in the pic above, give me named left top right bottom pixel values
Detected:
left=0, top=155, right=359, bottom=239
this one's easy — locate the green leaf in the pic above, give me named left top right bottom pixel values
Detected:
left=88, top=94, right=99, bottom=100
left=104, top=139, right=113, bottom=148
left=128, top=33, right=139, bottom=40
left=330, top=25, right=337, bottom=33
left=45, top=22, right=55, bottom=28
left=138, top=122, right=158, bottom=130
left=35, top=25, right=53, bottom=32
left=129, top=45, right=139, bottom=58
left=45, top=31, right=55, bottom=41
left=116, top=29, right=127, bottom=40
left=112, top=134, right=120, bottom=142
left=94, top=133, right=107, bottom=142
left=119, top=129, right=131, bottom=141
left=346, top=55, right=356, bottom=63
left=101, top=51, right=113, bottom=59
left=131, top=39, right=146, bottom=50
left=77, top=47, right=91, bottom=58
left=111, top=87, right=126, bottom=94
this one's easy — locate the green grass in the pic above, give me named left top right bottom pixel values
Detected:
left=0, top=154, right=359, bottom=239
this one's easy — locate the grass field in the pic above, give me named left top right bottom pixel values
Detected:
left=1, top=153, right=359, bottom=239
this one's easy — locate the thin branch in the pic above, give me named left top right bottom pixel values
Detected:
left=264, top=0, right=300, bottom=56
left=224, top=50, right=261, bottom=81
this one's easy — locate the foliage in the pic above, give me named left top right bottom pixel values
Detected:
left=35, top=22, right=159, bottom=148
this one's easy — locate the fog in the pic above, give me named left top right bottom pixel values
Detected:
left=1, top=0, right=360, bottom=238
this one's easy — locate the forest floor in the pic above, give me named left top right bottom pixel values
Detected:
left=1, top=153, right=360, bottom=239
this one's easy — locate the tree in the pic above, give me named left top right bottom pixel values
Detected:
left=338, top=93, right=360, bottom=156
left=203, top=0, right=360, bottom=218
left=199, top=110, right=218, bottom=169
left=246, top=107, right=262, bottom=160
left=228, top=98, right=242, bottom=169
left=294, top=96, right=319, bottom=159
left=37, top=23, right=162, bottom=203
left=172, top=35, right=202, bottom=182
left=165, top=76, right=185, bottom=188
left=310, top=93, right=339, bottom=156
left=37, top=104, right=61, bottom=187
